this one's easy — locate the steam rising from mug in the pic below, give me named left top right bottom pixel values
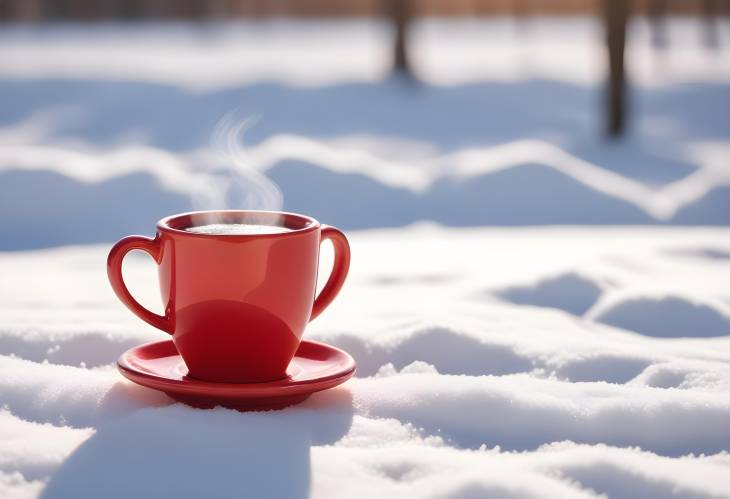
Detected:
left=191, top=113, right=283, bottom=222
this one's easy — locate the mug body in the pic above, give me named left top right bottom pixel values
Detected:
left=157, top=211, right=320, bottom=382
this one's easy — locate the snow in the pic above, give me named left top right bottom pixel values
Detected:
left=1, top=18, right=729, bottom=89
left=3, top=227, right=730, bottom=498
left=1, top=16, right=730, bottom=499
left=1, top=19, right=730, bottom=249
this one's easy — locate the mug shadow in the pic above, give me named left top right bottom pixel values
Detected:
left=40, top=384, right=354, bottom=499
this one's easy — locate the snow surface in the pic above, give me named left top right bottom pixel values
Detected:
left=1, top=17, right=730, bottom=499
left=2, top=227, right=730, bottom=498
left=2, top=18, right=730, bottom=249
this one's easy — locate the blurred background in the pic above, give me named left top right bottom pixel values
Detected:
left=0, top=0, right=729, bottom=249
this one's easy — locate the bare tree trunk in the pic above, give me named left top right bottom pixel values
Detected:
left=389, top=0, right=414, bottom=77
left=512, top=0, right=535, bottom=37
left=648, top=0, right=668, bottom=49
left=43, top=0, right=70, bottom=19
left=702, top=0, right=720, bottom=49
left=605, top=0, right=628, bottom=137
left=119, top=0, right=145, bottom=19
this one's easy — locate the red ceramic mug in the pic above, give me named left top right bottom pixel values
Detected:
left=107, top=210, right=350, bottom=383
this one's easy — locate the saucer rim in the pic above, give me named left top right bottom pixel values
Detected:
left=117, top=339, right=356, bottom=398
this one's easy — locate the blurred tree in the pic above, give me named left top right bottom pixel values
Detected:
left=605, top=0, right=628, bottom=137
left=648, top=0, right=668, bottom=49
left=388, top=0, right=414, bottom=77
left=702, top=0, right=720, bottom=49
left=119, top=0, right=145, bottom=19
left=43, top=0, right=70, bottom=18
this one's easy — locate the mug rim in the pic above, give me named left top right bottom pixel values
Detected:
left=157, top=210, right=320, bottom=238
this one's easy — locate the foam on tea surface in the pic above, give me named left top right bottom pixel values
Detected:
left=185, top=223, right=292, bottom=235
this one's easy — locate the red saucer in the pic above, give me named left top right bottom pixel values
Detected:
left=117, top=340, right=356, bottom=411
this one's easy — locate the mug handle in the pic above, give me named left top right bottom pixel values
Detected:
left=310, top=225, right=351, bottom=321
left=107, top=235, right=173, bottom=334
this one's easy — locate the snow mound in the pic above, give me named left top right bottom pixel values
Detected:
left=0, top=411, right=92, bottom=482
left=3, top=137, right=728, bottom=249
left=353, top=372, right=730, bottom=456
left=630, top=360, right=730, bottom=391
left=547, top=354, right=651, bottom=384
left=0, top=169, right=189, bottom=250
left=663, top=247, right=730, bottom=260
left=319, top=327, right=534, bottom=377
left=494, top=272, right=605, bottom=316
left=40, top=401, right=354, bottom=499
left=672, top=185, right=730, bottom=225
left=0, top=328, right=150, bottom=368
left=589, top=295, right=730, bottom=338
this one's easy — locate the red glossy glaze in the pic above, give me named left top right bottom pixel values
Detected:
left=117, top=339, right=356, bottom=411
left=107, top=210, right=350, bottom=383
